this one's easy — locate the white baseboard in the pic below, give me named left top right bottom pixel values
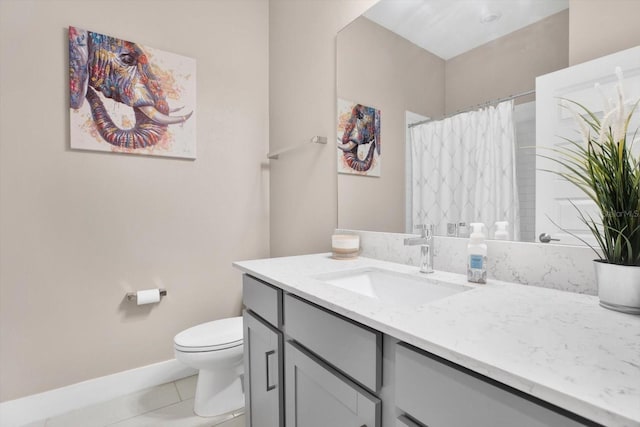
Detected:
left=0, top=359, right=196, bottom=427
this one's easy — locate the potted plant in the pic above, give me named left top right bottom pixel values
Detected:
left=545, top=68, right=640, bottom=314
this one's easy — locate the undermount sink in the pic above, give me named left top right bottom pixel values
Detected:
left=314, top=267, right=472, bottom=307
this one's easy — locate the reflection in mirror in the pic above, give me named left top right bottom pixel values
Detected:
left=337, top=0, right=569, bottom=242
left=410, top=98, right=522, bottom=241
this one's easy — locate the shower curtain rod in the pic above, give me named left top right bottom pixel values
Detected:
left=408, top=89, right=535, bottom=128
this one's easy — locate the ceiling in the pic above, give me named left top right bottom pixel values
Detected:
left=363, top=0, right=569, bottom=60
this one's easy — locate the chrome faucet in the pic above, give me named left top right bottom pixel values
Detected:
left=404, top=224, right=434, bottom=273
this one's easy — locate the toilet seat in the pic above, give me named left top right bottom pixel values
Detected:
left=174, top=316, right=243, bottom=353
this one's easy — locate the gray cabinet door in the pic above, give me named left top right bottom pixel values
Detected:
left=285, top=341, right=380, bottom=427
left=244, top=310, right=283, bottom=427
left=396, top=343, right=591, bottom=427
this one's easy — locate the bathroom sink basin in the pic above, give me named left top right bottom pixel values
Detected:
left=314, top=267, right=472, bottom=307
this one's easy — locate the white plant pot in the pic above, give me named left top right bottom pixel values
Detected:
left=594, top=260, right=640, bottom=314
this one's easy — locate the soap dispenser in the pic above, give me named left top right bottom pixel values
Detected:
left=467, top=223, right=487, bottom=284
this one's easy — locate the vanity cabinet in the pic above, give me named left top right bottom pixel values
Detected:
left=242, top=273, right=596, bottom=427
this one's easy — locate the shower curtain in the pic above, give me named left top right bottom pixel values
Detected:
left=410, top=99, right=520, bottom=240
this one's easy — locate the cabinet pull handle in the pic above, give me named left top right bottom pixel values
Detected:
left=265, top=350, right=276, bottom=392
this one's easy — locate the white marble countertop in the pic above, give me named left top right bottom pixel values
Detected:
left=234, top=253, right=640, bottom=427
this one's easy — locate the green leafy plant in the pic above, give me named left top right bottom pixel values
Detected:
left=541, top=69, right=640, bottom=266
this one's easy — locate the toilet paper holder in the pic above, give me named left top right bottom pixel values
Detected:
left=126, top=289, right=167, bottom=302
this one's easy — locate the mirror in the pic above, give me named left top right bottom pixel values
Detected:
left=336, top=0, right=570, bottom=242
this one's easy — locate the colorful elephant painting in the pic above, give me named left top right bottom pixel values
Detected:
left=337, top=99, right=381, bottom=176
left=69, top=26, right=196, bottom=158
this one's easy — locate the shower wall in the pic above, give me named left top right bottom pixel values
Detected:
left=514, top=102, right=537, bottom=242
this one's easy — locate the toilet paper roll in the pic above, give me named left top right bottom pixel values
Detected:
left=136, top=289, right=161, bottom=305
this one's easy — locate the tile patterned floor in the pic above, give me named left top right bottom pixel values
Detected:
left=28, top=376, right=244, bottom=427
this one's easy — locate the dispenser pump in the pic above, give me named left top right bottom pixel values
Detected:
left=494, top=221, right=509, bottom=240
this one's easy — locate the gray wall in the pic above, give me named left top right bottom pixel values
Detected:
left=445, top=10, right=569, bottom=114
left=0, top=0, right=269, bottom=401
left=569, top=0, right=640, bottom=66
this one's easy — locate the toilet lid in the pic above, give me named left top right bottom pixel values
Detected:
left=174, top=316, right=243, bottom=352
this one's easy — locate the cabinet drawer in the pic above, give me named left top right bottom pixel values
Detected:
left=395, top=343, right=591, bottom=427
left=243, top=274, right=282, bottom=328
left=395, top=415, right=421, bottom=427
left=284, top=294, right=381, bottom=392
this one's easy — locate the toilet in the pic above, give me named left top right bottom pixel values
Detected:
left=174, top=316, right=244, bottom=417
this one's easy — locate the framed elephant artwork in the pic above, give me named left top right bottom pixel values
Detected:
left=69, top=26, right=196, bottom=159
left=337, top=98, right=381, bottom=177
